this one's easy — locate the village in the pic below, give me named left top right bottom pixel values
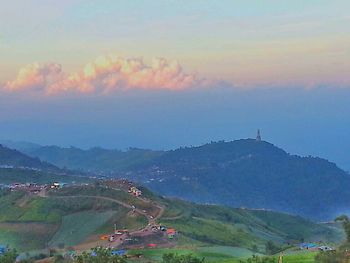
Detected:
left=0, top=181, right=64, bottom=194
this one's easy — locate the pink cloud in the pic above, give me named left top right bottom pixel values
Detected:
left=5, top=63, right=65, bottom=92
left=4, top=56, right=198, bottom=95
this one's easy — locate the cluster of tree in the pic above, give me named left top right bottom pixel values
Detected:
left=54, top=251, right=205, bottom=263
left=238, top=255, right=277, bottom=263
left=265, top=241, right=282, bottom=255
left=313, top=215, right=350, bottom=263
left=162, top=253, right=205, bottom=263
left=74, top=248, right=126, bottom=263
left=0, top=247, right=127, bottom=263
left=0, top=249, right=18, bottom=263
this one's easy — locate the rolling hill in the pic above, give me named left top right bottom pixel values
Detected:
left=0, top=183, right=343, bottom=254
left=11, top=139, right=350, bottom=221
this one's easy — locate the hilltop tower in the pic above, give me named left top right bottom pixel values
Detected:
left=256, top=129, right=262, bottom=141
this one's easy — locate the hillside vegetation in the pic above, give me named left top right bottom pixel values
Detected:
left=0, top=167, right=90, bottom=185
left=20, top=145, right=162, bottom=173
left=0, top=187, right=146, bottom=251
left=0, top=184, right=343, bottom=253
left=0, top=144, right=58, bottom=171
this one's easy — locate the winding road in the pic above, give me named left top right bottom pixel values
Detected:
left=40, top=189, right=165, bottom=251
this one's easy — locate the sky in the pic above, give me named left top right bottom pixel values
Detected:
left=0, top=1, right=350, bottom=169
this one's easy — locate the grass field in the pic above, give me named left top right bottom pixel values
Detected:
left=158, top=200, right=343, bottom=252
left=51, top=185, right=158, bottom=214
left=0, top=222, right=57, bottom=251
left=128, top=247, right=316, bottom=263
left=280, top=252, right=316, bottom=263
left=49, top=210, right=116, bottom=247
left=128, top=247, right=237, bottom=262
left=0, top=188, right=149, bottom=251
left=0, top=185, right=343, bottom=257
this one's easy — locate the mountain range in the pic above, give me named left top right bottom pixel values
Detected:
left=1, top=139, right=350, bottom=220
left=0, top=144, right=58, bottom=171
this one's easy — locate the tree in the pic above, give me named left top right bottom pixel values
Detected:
left=238, top=255, right=276, bottom=263
left=335, top=215, right=350, bottom=242
left=265, top=241, right=280, bottom=255
left=0, top=249, right=18, bottom=263
left=74, top=247, right=126, bottom=263
left=313, top=215, right=350, bottom=263
left=162, top=253, right=205, bottom=263
left=251, top=244, right=259, bottom=253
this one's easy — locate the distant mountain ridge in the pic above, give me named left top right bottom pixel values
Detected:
left=20, top=145, right=163, bottom=173
left=0, top=144, right=58, bottom=171
left=0, top=144, right=91, bottom=185
left=3, top=139, right=350, bottom=220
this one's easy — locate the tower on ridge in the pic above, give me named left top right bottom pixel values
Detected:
left=256, top=129, right=262, bottom=141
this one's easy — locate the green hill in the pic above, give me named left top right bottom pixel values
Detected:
left=0, top=184, right=343, bottom=253
left=0, top=186, right=146, bottom=251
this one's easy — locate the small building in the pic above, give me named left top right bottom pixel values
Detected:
left=100, top=235, right=109, bottom=240
left=318, top=246, right=334, bottom=251
left=50, top=182, right=61, bottom=189
left=299, top=243, right=318, bottom=250
left=128, top=186, right=142, bottom=197
left=115, top=229, right=128, bottom=235
left=0, top=245, right=7, bottom=255
left=147, top=243, right=157, bottom=248
left=166, top=228, right=177, bottom=239
left=111, top=250, right=127, bottom=256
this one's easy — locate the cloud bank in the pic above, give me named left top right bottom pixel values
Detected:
left=4, top=56, right=199, bottom=95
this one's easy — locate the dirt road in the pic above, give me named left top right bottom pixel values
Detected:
left=41, top=190, right=165, bottom=251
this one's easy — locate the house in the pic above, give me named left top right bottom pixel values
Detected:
left=100, top=235, right=109, bottom=240
left=128, top=186, right=142, bottom=197
left=50, top=182, right=61, bottom=189
left=299, top=243, right=318, bottom=250
left=111, top=250, right=127, bottom=256
left=318, top=246, right=334, bottom=251
left=115, top=229, right=128, bottom=235
left=0, top=245, right=7, bottom=255
left=166, top=228, right=177, bottom=239
left=147, top=243, right=157, bottom=248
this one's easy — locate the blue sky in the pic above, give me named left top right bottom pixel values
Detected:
left=1, top=0, right=349, bottom=86
left=1, top=87, right=350, bottom=171
left=0, top=1, right=349, bottom=170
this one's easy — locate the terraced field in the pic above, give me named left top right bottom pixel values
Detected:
left=0, top=187, right=149, bottom=251
left=0, top=222, right=57, bottom=251
left=49, top=210, right=117, bottom=247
